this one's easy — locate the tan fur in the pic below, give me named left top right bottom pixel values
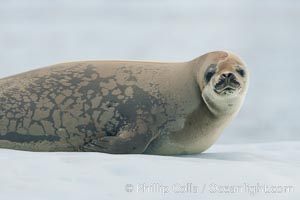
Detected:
left=146, top=51, right=249, bottom=154
left=0, top=51, right=248, bottom=155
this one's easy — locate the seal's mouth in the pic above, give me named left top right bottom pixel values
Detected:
left=214, top=73, right=241, bottom=95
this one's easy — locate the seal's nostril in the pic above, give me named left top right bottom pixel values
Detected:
left=222, top=72, right=234, bottom=78
left=227, top=73, right=234, bottom=78
left=222, top=72, right=236, bottom=80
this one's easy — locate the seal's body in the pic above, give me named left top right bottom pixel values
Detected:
left=0, top=51, right=248, bottom=155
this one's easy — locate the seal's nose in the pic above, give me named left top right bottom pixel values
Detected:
left=221, top=72, right=240, bottom=87
left=215, top=72, right=240, bottom=91
left=221, top=72, right=235, bottom=80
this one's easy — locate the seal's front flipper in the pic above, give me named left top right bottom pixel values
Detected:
left=81, top=134, right=152, bottom=154
left=81, top=120, right=155, bottom=154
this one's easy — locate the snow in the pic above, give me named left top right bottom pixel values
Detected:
left=0, top=142, right=299, bottom=200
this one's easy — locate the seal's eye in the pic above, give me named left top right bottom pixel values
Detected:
left=205, top=70, right=215, bottom=82
left=236, top=68, right=245, bottom=77
left=205, top=64, right=217, bottom=83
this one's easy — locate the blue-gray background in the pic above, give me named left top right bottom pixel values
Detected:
left=0, top=0, right=299, bottom=143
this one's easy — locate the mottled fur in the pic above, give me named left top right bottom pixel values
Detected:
left=0, top=51, right=248, bottom=155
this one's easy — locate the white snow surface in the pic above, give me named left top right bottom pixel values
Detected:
left=0, top=142, right=299, bottom=200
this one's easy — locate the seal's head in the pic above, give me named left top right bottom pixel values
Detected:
left=196, top=51, right=249, bottom=116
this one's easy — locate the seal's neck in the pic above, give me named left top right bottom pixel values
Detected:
left=202, top=85, right=244, bottom=118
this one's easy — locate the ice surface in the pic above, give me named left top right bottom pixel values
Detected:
left=0, top=142, right=299, bottom=200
